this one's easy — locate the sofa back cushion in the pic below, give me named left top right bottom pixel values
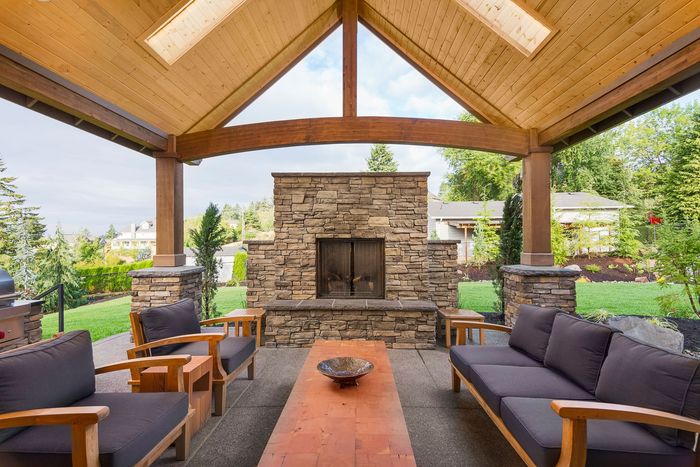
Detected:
left=544, top=314, right=616, bottom=394
left=596, top=333, right=700, bottom=449
left=140, top=299, right=201, bottom=356
left=508, top=304, right=561, bottom=362
left=0, top=330, right=96, bottom=443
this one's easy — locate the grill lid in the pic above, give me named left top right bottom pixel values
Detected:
left=0, top=268, right=17, bottom=301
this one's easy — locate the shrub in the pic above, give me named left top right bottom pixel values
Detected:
left=77, top=259, right=152, bottom=294
left=607, top=264, right=618, bottom=270
left=654, top=221, right=700, bottom=317
left=231, top=250, right=247, bottom=286
left=551, top=219, right=568, bottom=266
left=584, top=264, right=601, bottom=273
left=579, top=309, right=612, bottom=323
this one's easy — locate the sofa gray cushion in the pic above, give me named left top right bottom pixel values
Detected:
left=450, top=345, right=541, bottom=381
left=140, top=299, right=201, bottom=356
left=544, top=314, right=616, bottom=394
left=0, top=392, right=188, bottom=467
left=596, top=333, right=700, bottom=449
left=0, top=330, right=95, bottom=443
left=178, top=335, right=256, bottom=374
left=508, top=304, right=561, bottom=362
left=470, top=365, right=594, bottom=416
left=501, top=397, right=695, bottom=467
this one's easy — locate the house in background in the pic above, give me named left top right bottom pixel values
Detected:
left=429, top=193, right=631, bottom=263
left=185, top=243, right=246, bottom=284
left=110, top=221, right=157, bottom=252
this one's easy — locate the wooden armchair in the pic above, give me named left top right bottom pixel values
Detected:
left=0, top=331, right=193, bottom=467
left=128, top=300, right=262, bottom=415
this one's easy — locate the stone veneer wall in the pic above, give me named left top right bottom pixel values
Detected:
left=427, top=240, right=459, bottom=312
left=269, top=172, right=430, bottom=301
left=501, top=265, right=580, bottom=326
left=128, top=266, right=204, bottom=316
left=245, top=240, right=276, bottom=310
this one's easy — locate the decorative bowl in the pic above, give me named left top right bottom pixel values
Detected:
left=317, top=357, right=374, bottom=387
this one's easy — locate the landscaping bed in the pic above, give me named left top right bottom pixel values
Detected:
left=564, top=256, right=654, bottom=282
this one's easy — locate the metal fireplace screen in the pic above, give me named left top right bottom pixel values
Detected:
left=316, top=239, right=385, bottom=299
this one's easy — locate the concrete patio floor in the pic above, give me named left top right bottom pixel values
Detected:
left=93, top=333, right=523, bottom=467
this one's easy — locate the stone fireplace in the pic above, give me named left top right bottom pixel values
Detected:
left=246, top=172, right=459, bottom=349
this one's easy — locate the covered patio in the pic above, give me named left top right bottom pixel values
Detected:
left=1, top=0, right=700, bottom=466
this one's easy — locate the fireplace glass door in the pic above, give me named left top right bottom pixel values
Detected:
left=317, top=239, right=385, bottom=299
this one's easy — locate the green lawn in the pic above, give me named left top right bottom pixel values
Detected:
left=41, top=287, right=248, bottom=341
left=458, top=281, right=691, bottom=316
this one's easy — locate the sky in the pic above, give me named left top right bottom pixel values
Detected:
left=0, top=25, right=698, bottom=235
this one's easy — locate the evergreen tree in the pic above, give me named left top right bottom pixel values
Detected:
left=551, top=218, right=569, bottom=266
left=471, top=205, right=500, bottom=267
left=38, top=227, right=85, bottom=312
left=493, top=179, right=523, bottom=312
left=10, top=214, right=38, bottom=297
left=366, top=144, right=398, bottom=172
left=231, top=250, right=247, bottom=286
left=614, top=209, right=643, bottom=258
left=661, top=110, right=700, bottom=223
left=190, top=203, right=227, bottom=319
left=104, top=224, right=119, bottom=241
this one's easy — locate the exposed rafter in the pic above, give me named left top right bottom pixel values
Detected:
left=176, top=116, right=530, bottom=161
left=342, top=0, right=358, bottom=117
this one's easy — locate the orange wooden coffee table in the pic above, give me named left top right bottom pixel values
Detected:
left=258, top=340, right=416, bottom=467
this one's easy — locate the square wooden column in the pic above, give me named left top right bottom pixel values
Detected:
left=521, top=149, right=554, bottom=266
left=153, top=154, right=185, bottom=267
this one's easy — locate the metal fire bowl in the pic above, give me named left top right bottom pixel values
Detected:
left=317, top=357, right=374, bottom=387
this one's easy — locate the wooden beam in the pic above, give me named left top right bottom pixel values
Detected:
left=0, top=49, right=167, bottom=151
left=154, top=136, right=185, bottom=267
left=176, top=116, right=530, bottom=162
left=358, top=2, right=518, bottom=128
left=186, top=4, right=342, bottom=132
left=521, top=147, right=553, bottom=267
left=540, top=37, right=700, bottom=146
left=343, top=0, right=358, bottom=117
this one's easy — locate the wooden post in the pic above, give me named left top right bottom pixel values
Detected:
left=521, top=131, right=554, bottom=266
left=342, top=0, right=357, bottom=117
left=153, top=135, right=185, bottom=267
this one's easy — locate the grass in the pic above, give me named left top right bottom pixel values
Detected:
left=41, top=287, right=248, bottom=341
left=458, top=281, right=692, bottom=316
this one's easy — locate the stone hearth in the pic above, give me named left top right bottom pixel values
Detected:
left=246, top=172, right=459, bottom=349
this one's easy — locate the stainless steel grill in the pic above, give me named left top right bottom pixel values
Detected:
left=0, top=267, right=19, bottom=306
left=0, top=268, right=31, bottom=347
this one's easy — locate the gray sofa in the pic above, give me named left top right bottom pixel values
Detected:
left=0, top=330, right=192, bottom=467
left=450, top=305, right=700, bottom=467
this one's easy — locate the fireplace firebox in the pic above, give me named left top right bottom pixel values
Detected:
left=316, top=239, right=385, bottom=299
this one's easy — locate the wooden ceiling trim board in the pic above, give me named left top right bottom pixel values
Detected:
left=176, top=116, right=530, bottom=161
left=359, top=4, right=518, bottom=126
left=434, top=2, right=465, bottom=65
left=491, top=0, right=608, bottom=110
left=444, top=11, right=480, bottom=71
left=415, top=0, right=436, bottom=47
left=453, top=27, right=492, bottom=81
left=469, top=42, right=509, bottom=91
left=539, top=37, right=700, bottom=145
left=426, top=0, right=457, bottom=57
left=528, top=0, right=700, bottom=127
left=185, top=3, right=342, bottom=132
left=464, top=35, right=507, bottom=86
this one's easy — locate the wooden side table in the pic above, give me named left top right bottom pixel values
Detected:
left=439, top=308, right=486, bottom=347
left=140, top=355, right=213, bottom=434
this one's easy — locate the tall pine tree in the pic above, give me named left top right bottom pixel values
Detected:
left=661, top=110, right=700, bottom=223
left=10, top=214, right=39, bottom=297
left=38, top=227, right=84, bottom=311
left=366, top=144, right=398, bottom=172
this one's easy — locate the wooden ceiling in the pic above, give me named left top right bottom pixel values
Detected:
left=1, top=0, right=699, bottom=152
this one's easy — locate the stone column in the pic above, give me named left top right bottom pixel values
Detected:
left=128, top=266, right=204, bottom=316
left=501, top=265, right=579, bottom=326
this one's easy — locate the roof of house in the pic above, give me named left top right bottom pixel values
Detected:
left=429, top=192, right=629, bottom=220
left=118, top=221, right=155, bottom=233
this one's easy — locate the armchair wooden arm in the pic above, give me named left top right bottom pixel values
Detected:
left=451, top=321, right=513, bottom=334
left=201, top=311, right=263, bottom=347
left=0, top=406, right=110, bottom=467
left=100, top=355, right=192, bottom=392
left=126, top=333, right=225, bottom=359
left=551, top=400, right=700, bottom=467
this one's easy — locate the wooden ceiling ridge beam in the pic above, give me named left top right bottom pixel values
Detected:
left=357, top=1, right=518, bottom=128
left=539, top=33, right=700, bottom=147
left=343, top=0, right=358, bottom=117
left=185, top=3, right=342, bottom=133
left=175, top=116, right=530, bottom=162
left=0, top=47, right=167, bottom=152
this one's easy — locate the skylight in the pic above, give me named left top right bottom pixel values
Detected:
left=142, top=0, right=247, bottom=65
left=456, top=0, right=556, bottom=58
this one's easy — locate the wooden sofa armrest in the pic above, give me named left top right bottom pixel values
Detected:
left=126, top=333, right=225, bottom=359
left=451, top=321, right=513, bottom=334
left=551, top=400, right=700, bottom=467
left=98, top=355, right=192, bottom=392
left=0, top=406, right=110, bottom=467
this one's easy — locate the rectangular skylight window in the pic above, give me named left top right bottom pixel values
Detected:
left=456, top=0, right=556, bottom=58
left=142, top=0, right=247, bottom=65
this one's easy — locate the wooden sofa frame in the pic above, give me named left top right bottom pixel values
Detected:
left=449, top=321, right=700, bottom=467
left=128, top=309, right=261, bottom=416
left=0, top=338, right=193, bottom=467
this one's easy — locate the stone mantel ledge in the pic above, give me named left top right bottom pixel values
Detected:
left=271, top=171, right=431, bottom=178
left=500, top=265, right=580, bottom=277
left=428, top=239, right=460, bottom=244
left=128, top=266, right=205, bottom=277
left=264, top=299, right=438, bottom=312
left=243, top=239, right=274, bottom=245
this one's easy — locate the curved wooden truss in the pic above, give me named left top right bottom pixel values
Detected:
left=175, top=116, right=530, bottom=162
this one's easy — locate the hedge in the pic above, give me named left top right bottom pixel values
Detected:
left=232, top=251, right=247, bottom=286
left=77, top=260, right=153, bottom=294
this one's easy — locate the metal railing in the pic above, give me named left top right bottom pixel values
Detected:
left=34, top=284, right=65, bottom=333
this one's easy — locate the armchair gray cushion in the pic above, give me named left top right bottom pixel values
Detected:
left=501, top=397, right=695, bottom=467
left=449, top=345, right=541, bottom=382
left=0, top=330, right=95, bottom=443
left=178, top=335, right=256, bottom=374
left=0, top=392, right=188, bottom=467
left=140, top=299, right=201, bottom=356
left=544, top=314, right=616, bottom=394
left=596, top=333, right=700, bottom=449
left=508, top=304, right=562, bottom=362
